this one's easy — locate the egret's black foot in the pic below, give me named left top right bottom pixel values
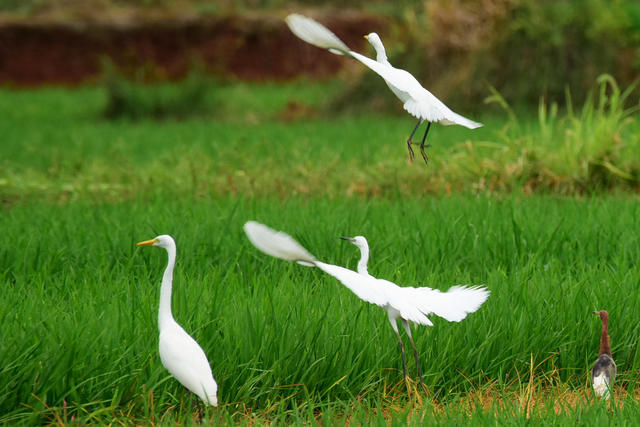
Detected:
left=406, top=140, right=415, bottom=162
left=419, top=145, right=431, bottom=165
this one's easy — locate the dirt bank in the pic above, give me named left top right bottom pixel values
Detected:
left=0, top=11, right=385, bottom=86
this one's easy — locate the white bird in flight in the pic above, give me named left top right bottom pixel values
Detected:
left=243, top=221, right=489, bottom=383
left=285, top=13, right=482, bottom=164
left=137, top=235, right=218, bottom=406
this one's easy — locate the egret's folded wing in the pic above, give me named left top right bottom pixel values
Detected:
left=314, top=261, right=388, bottom=307
left=244, top=221, right=317, bottom=266
left=285, top=13, right=350, bottom=55
left=404, top=285, right=489, bottom=322
left=159, top=328, right=218, bottom=405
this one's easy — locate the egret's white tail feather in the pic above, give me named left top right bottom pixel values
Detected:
left=285, top=13, right=350, bottom=56
left=440, top=111, right=483, bottom=129
left=407, top=285, right=489, bottom=322
left=244, top=221, right=317, bottom=266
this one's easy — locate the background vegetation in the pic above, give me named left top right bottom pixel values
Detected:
left=2, top=0, right=639, bottom=110
left=1, top=75, right=638, bottom=205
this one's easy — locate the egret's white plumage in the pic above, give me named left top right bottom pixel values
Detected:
left=592, top=310, right=616, bottom=400
left=137, top=235, right=218, bottom=406
left=244, top=221, right=489, bottom=381
left=285, top=13, right=482, bottom=163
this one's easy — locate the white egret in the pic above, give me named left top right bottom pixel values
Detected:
left=285, top=13, right=482, bottom=164
left=592, top=310, right=616, bottom=400
left=137, top=235, right=218, bottom=406
left=243, top=221, right=489, bottom=382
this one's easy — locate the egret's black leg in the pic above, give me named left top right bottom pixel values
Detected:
left=394, top=329, right=408, bottom=378
left=406, top=119, right=422, bottom=161
left=402, top=320, right=423, bottom=385
left=419, top=122, right=432, bottom=165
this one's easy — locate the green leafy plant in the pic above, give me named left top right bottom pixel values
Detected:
left=102, top=59, right=221, bottom=120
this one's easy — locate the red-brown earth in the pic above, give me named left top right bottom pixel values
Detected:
left=0, top=11, right=386, bottom=86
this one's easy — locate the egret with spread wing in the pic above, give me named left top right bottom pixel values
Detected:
left=243, top=221, right=489, bottom=382
left=285, top=13, right=482, bottom=164
left=137, top=235, right=218, bottom=406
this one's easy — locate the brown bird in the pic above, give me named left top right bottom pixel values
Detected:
left=591, top=310, right=616, bottom=400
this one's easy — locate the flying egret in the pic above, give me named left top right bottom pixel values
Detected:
left=137, top=235, right=218, bottom=406
left=243, top=221, right=489, bottom=382
left=592, top=310, right=616, bottom=400
left=285, top=13, right=482, bottom=164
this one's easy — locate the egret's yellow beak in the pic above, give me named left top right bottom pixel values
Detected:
left=364, top=35, right=368, bottom=40
left=137, top=238, right=157, bottom=246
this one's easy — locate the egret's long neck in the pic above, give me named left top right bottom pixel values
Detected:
left=159, top=244, right=176, bottom=331
left=357, top=244, right=370, bottom=276
left=599, top=316, right=611, bottom=356
left=373, top=41, right=389, bottom=65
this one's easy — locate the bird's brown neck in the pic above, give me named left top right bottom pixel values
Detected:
left=599, top=316, right=612, bottom=356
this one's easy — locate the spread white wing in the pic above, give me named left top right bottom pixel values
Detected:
left=403, top=285, right=490, bottom=322
left=285, top=13, right=350, bottom=55
left=244, top=221, right=317, bottom=266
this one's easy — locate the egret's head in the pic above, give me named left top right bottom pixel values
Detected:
left=364, top=32, right=387, bottom=62
left=137, top=234, right=174, bottom=249
left=364, top=32, right=383, bottom=48
left=594, top=310, right=609, bottom=321
left=340, top=235, right=368, bottom=250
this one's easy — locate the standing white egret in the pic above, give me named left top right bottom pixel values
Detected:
left=592, top=310, right=616, bottom=400
left=243, top=221, right=489, bottom=382
left=137, top=235, right=218, bottom=406
left=285, top=13, right=482, bottom=164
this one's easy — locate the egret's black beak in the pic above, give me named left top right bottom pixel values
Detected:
left=340, top=236, right=355, bottom=242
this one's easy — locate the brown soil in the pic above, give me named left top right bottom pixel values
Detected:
left=0, top=11, right=386, bottom=86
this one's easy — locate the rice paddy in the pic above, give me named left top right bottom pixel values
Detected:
left=1, top=80, right=639, bottom=424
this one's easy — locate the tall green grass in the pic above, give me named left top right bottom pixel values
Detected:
left=1, top=196, right=640, bottom=423
left=0, top=77, right=637, bottom=205
left=473, top=75, right=640, bottom=192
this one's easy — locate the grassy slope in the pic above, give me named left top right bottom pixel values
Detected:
left=1, top=78, right=637, bottom=205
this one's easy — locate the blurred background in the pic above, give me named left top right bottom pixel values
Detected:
left=1, top=0, right=639, bottom=112
left=1, top=0, right=639, bottom=198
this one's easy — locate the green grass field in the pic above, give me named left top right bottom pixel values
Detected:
left=1, top=75, right=638, bottom=206
left=2, top=197, right=640, bottom=424
left=1, top=81, right=639, bottom=424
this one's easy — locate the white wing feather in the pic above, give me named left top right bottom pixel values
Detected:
left=313, top=261, right=389, bottom=307
left=159, top=324, right=218, bottom=406
left=285, top=13, right=350, bottom=55
left=403, top=285, right=490, bottom=322
left=244, top=221, right=317, bottom=266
